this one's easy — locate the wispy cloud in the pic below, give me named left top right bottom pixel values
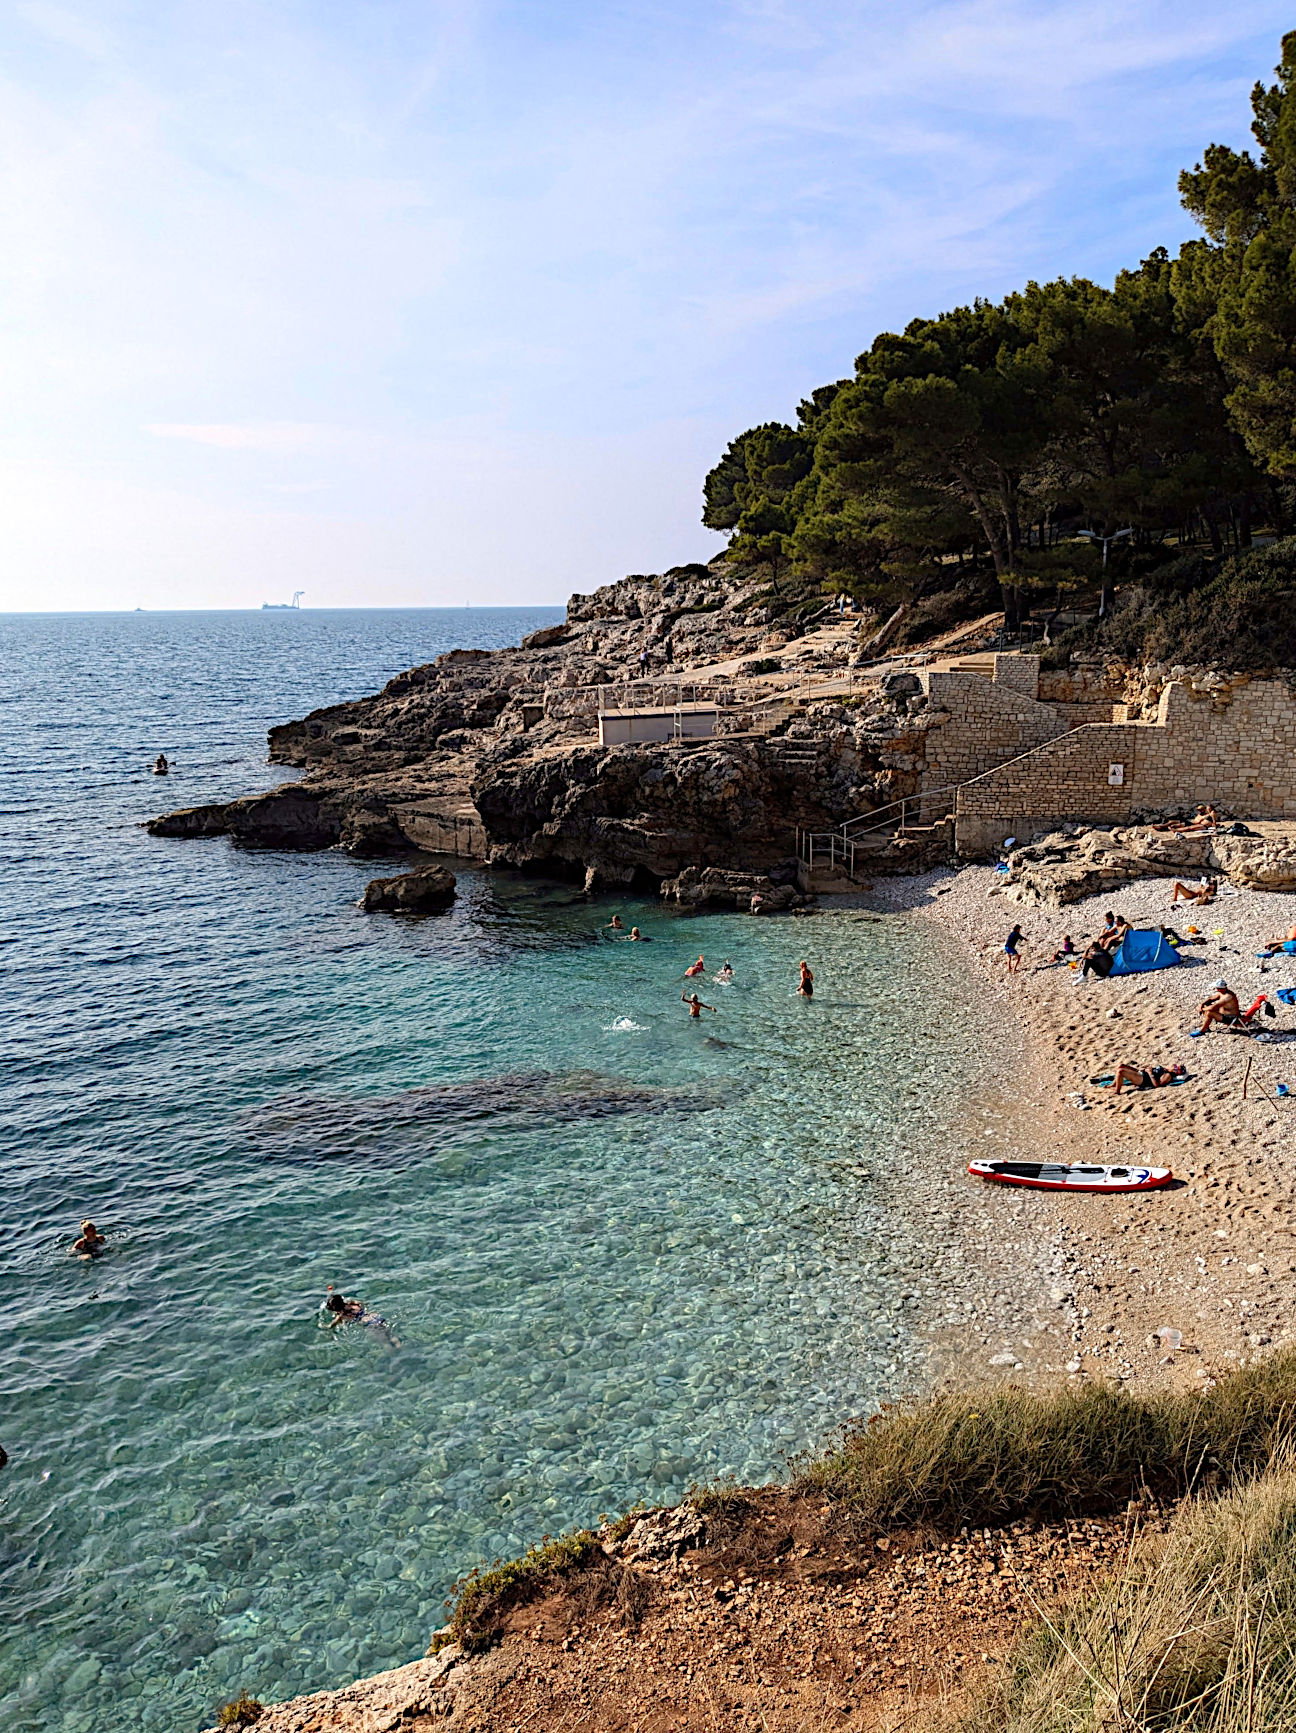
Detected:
left=143, top=423, right=340, bottom=453
left=0, top=0, right=1290, bottom=608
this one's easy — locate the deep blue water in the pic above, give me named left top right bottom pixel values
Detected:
left=0, top=609, right=986, bottom=1732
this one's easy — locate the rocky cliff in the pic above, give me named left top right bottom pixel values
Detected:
left=148, top=561, right=936, bottom=889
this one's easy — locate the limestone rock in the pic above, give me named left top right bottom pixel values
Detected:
left=614, top=1505, right=707, bottom=1565
left=361, top=865, right=457, bottom=913
left=1003, top=824, right=1296, bottom=905
left=148, top=559, right=932, bottom=888
left=658, top=864, right=809, bottom=912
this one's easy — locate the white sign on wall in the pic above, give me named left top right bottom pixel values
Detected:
left=1107, top=762, right=1125, bottom=786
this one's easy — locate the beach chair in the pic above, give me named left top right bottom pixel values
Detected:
left=1230, top=994, right=1275, bottom=1033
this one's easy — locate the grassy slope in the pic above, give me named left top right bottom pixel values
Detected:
left=441, top=1354, right=1296, bottom=1661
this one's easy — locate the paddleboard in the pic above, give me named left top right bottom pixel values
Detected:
left=968, top=1159, right=1172, bottom=1193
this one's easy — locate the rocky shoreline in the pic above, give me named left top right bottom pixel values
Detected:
left=147, top=560, right=953, bottom=892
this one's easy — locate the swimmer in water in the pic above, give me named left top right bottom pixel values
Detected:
left=321, top=1286, right=400, bottom=1348
left=683, top=956, right=706, bottom=977
left=797, top=961, right=814, bottom=999
left=71, top=1220, right=107, bottom=1259
left=605, top=914, right=624, bottom=931
left=628, top=926, right=651, bottom=941
left=681, top=991, right=718, bottom=1018
left=715, top=960, right=734, bottom=982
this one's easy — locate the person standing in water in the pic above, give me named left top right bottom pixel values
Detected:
left=604, top=915, right=624, bottom=932
left=797, top=961, right=814, bottom=998
left=681, top=992, right=717, bottom=1018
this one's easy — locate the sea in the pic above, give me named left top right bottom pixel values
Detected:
left=0, top=608, right=990, bottom=1731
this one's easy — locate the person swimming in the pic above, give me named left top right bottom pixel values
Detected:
left=797, top=961, right=814, bottom=998
left=681, top=991, right=717, bottom=1018
left=71, top=1220, right=107, bottom=1259
left=604, top=915, right=624, bottom=931
left=627, top=926, right=651, bottom=941
left=715, top=960, right=734, bottom=982
left=683, top=956, right=705, bottom=977
left=321, top=1286, right=400, bottom=1348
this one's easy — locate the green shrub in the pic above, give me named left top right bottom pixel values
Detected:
left=1052, top=538, right=1296, bottom=671
left=743, top=656, right=783, bottom=675
left=799, top=1351, right=1296, bottom=1530
left=215, top=1692, right=263, bottom=1728
left=442, top=1529, right=600, bottom=1653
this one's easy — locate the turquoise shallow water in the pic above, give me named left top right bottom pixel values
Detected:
left=1, top=610, right=987, bottom=1731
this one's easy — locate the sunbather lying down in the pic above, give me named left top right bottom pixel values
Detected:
left=1170, top=877, right=1217, bottom=905
left=1260, top=925, right=1296, bottom=956
left=1090, top=1062, right=1187, bottom=1094
left=1153, top=804, right=1219, bottom=834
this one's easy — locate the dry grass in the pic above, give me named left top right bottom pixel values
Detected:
left=798, top=1354, right=1296, bottom=1531
left=952, top=1465, right=1296, bottom=1733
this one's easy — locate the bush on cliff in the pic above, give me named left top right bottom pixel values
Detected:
left=1041, top=537, right=1296, bottom=671
left=799, top=1351, right=1296, bottom=1529
left=437, top=1529, right=602, bottom=1654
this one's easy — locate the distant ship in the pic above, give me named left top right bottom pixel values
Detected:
left=262, top=591, right=305, bottom=610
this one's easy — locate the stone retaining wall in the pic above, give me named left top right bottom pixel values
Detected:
left=920, top=666, right=1066, bottom=818
left=954, top=677, right=1296, bottom=856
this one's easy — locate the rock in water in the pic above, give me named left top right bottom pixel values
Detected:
left=361, top=865, right=456, bottom=913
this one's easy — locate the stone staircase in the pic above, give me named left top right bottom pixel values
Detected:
left=764, top=739, right=819, bottom=771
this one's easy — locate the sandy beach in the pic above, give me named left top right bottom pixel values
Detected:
left=887, top=863, right=1296, bottom=1394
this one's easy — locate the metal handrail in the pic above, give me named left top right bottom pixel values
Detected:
left=838, top=782, right=965, bottom=839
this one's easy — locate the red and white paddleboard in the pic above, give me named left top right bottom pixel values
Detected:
left=967, top=1159, right=1172, bottom=1193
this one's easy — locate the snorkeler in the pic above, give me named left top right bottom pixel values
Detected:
left=715, top=960, right=734, bottom=982
left=321, top=1286, right=400, bottom=1348
left=681, top=992, right=718, bottom=1018
left=71, top=1220, right=107, bottom=1259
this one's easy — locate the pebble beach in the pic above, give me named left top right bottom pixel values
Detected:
left=886, top=862, right=1296, bottom=1393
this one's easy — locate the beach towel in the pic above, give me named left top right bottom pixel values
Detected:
left=1108, top=928, right=1182, bottom=976
left=1277, top=987, right=1296, bottom=1007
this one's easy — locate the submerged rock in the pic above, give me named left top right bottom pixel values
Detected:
left=361, top=865, right=457, bottom=914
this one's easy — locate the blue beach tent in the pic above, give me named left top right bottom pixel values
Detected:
left=1108, top=928, right=1181, bottom=976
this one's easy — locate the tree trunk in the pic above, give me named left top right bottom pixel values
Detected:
left=859, top=603, right=910, bottom=656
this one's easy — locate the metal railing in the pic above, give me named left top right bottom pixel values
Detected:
left=795, top=782, right=964, bottom=879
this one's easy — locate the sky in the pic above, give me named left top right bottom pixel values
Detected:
left=1, top=1, right=1292, bottom=611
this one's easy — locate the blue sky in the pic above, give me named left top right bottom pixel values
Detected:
left=2, top=0, right=1291, bottom=610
